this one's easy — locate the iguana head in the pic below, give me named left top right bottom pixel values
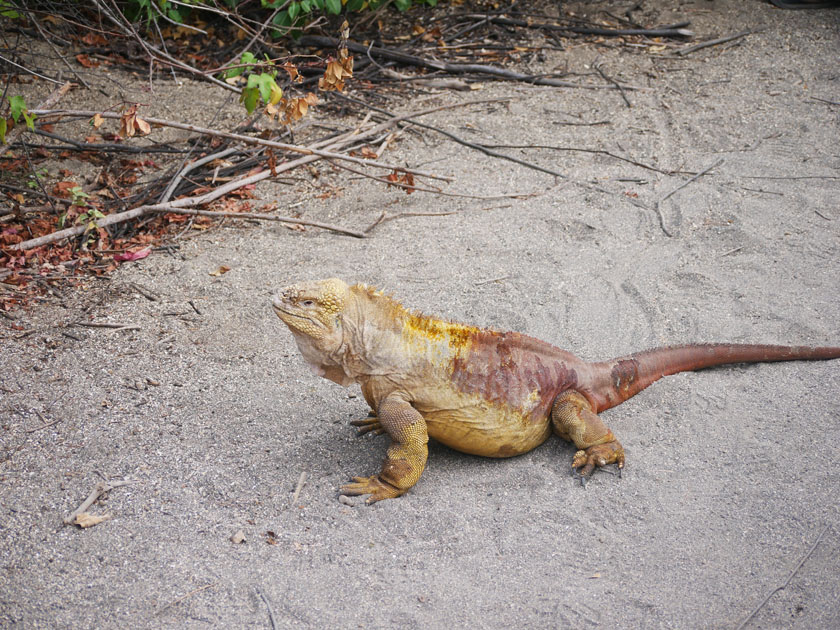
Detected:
left=272, top=278, right=353, bottom=384
left=272, top=278, right=349, bottom=343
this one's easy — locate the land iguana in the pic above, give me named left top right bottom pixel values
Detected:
left=272, top=278, right=840, bottom=503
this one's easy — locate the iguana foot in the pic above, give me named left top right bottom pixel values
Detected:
left=341, top=475, right=404, bottom=503
left=349, top=414, right=385, bottom=436
left=572, top=441, right=625, bottom=480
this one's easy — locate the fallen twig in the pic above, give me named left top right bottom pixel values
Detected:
left=658, top=158, right=725, bottom=204
left=364, top=210, right=460, bottom=234
left=593, top=63, right=632, bottom=108
left=300, top=36, right=649, bottom=90
left=63, top=479, right=139, bottom=525
left=146, top=207, right=368, bottom=239
left=334, top=93, right=566, bottom=178
left=332, top=160, right=539, bottom=199
left=653, top=158, right=725, bottom=236
left=735, top=525, right=830, bottom=630
left=464, top=15, right=693, bottom=39
left=676, top=30, right=758, bottom=56
left=25, top=417, right=63, bottom=433
left=256, top=587, right=279, bottom=630
left=479, top=144, right=669, bottom=174
left=29, top=109, right=452, bottom=182
left=160, top=147, right=241, bottom=203
left=74, top=321, right=140, bottom=329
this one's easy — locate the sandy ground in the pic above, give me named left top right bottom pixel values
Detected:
left=2, top=1, right=839, bottom=628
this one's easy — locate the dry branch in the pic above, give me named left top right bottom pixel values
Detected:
left=11, top=98, right=519, bottom=250
left=28, top=109, right=453, bottom=182
left=300, top=36, right=649, bottom=90
left=463, top=15, right=694, bottom=38
left=675, top=30, right=758, bottom=56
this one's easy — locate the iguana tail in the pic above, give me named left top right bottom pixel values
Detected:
left=589, top=343, right=840, bottom=412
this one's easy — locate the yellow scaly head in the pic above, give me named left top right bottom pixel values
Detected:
left=272, top=278, right=348, bottom=350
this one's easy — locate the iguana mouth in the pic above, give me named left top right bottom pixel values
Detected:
left=273, top=304, right=306, bottom=320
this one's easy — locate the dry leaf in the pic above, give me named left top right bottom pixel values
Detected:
left=209, top=265, right=231, bottom=276
left=114, top=247, right=151, bottom=263
left=73, top=512, right=111, bottom=528
left=280, top=61, right=302, bottom=83
left=318, top=53, right=353, bottom=92
left=75, top=54, right=99, bottom=69
left=119, top=104, right=151, bottom=138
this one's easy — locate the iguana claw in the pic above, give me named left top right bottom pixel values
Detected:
left=571, top=441, right=625, bottom=479
left=349, top=415, right=385, bottom=436
left=340, top=475, right=404, bottom=503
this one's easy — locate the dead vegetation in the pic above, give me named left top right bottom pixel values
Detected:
left=1, top=0, right=754, bottom=310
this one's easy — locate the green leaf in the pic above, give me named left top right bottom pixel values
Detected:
left=0, top=118, right=6, bottom=144
left=22, top=111, right=36, bottom=131
left=394, top=0, right=411, bottom=10
left=300, top=0, right=311, bottom=12
left=273, top=11, right=292, bottom=27
left=310, top=0, right=324, bottom=9
left=0, top=0, right=20, bottom=19
left=240, top=87, right=260, bottom=114
left=241, top=51, right=257, bottom=66
left=325, top=0, right=341, bottom=14
left=288, top=1, right=300, bottom=20
left=256, top=74, right=277, bottom=105
left=346, top=0, right=364, bottom=11
left=8, top=95, right=26, bottom=123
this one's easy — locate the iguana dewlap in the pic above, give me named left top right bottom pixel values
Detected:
left=272, top=278, right=840, bottom=503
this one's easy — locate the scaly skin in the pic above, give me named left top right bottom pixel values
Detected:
left=272, top=278, right=840, bottom=503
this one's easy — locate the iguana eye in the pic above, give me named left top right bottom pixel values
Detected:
left=302, top=300, right=314, bottom=306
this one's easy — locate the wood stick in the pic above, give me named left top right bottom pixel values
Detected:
left=658, top=158, right=725, bottom=204
left=676, top=30, right=757, bottom=56
left=653, top=158, right=725, bottom=237
left=734, top=525, right=830, bottom=630
left=146, top=207, right=368, bottom=239
left=256, top=587, right=279, bottom=630
left=462, top=15, right=693, bottom=38
left=29, top=109, right=452, bottom=182
left=63, top=479, right=139, bottom=525
left=299, top=36, right=649, bottom=90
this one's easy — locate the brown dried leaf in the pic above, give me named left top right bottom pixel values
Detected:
left=73, top=512, right=111, bottom=528
left=281, top=61, right=301, bottom=83
left=75, top=54, right=99, bottom=69
left=209, top=265, right=231, bottom=277
left=134, top=116, right=151, bottom=136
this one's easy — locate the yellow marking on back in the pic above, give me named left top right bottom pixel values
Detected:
left=402, top=312, right=480, bottom=366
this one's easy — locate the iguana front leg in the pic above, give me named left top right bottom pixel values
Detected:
left=341, top=393, right=429, bottom=503
left=551, top=391, right=625, bottom=482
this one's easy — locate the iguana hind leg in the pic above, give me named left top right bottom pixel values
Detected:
left=551, top=391, right=625, bottom=481
left=341, top=394, right=428, bottom=503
